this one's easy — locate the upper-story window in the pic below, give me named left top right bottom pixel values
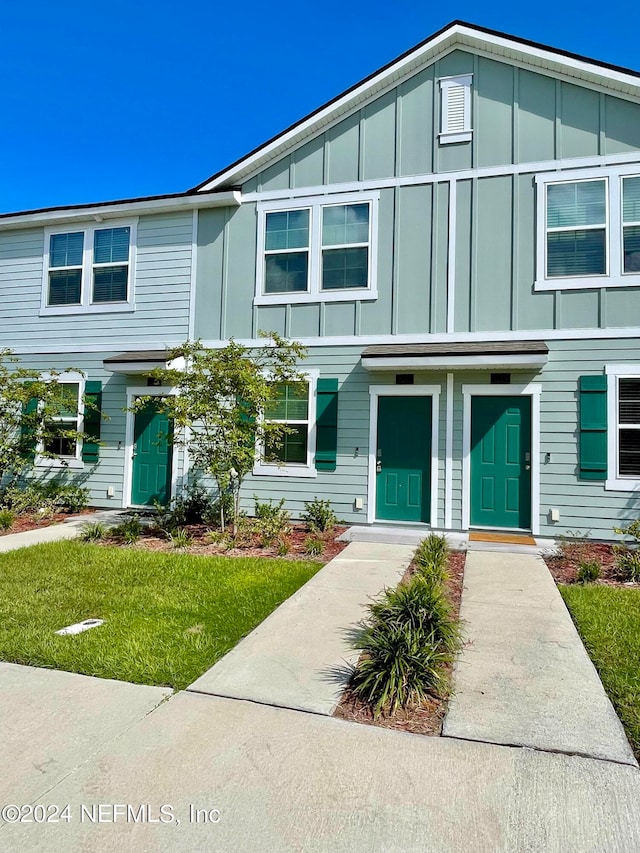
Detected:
left=535, top=166, right=640, bottom=291
left=256, top=193, right=379, bottom=305
left=42, top=220, right=136, bottom=315
left=439, top=74, right=472, bottom=145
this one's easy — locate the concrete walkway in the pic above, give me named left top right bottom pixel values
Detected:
left=0, top=510, right=126, bottom=553
left=188, top=541, right=414, bottom=714
left=443, top=550, right=637, bottom=766
left=4, top=690, right=640, bottom=852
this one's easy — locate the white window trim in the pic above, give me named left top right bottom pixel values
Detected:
left=253, top=370, right=319, bottom=478
left=461, top=383, right=541, bottom=536
left=439, top=74, right=473, bottom=145
left=535, top=165, right=640, bottom=291
left=605, top=364, right=640, bottom=491
left=367, top=384, right=441, bottom=528
left=40, top=218, right=138, bottom=316
left=255, top=193, right=379, bottom=305
left=35, top=371, right=85, bottom=471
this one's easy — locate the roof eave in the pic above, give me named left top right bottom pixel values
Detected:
left=0, top=190, right=241, bottom=232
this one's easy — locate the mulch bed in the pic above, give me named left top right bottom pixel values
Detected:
left=0, top=509, right=92, bottom=537
left=106, top=522, right=349, bottom=563
left=334, top=550, right=466, bottom=736
left=544, top=540, right=639, bottom=588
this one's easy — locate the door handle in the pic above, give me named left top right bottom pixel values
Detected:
left=524, top=464, right=530, bottom=470
left=376, top=461, right=382, bottom=474
left=132, top=443, right=137, bottom=458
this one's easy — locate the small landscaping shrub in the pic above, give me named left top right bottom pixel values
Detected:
left=301, top=497, right=337, bottom=533
left=113, top=515, right=143, bottom=545
left=80, top=522, right=108, bottom=542
left=168, top=527, right=193, bottom=549
left=415, top=534, right=449, bottom=584
left=304, top=535, right=324, bottom=557
left=351, top=576, right=459, bottom=717
left=577, top=559, right=601, bottom=584
left=613, top=520, right=640, bottom=583
left=1, top=481, right=88, bottom=515
left=556, top=529, right=592, bottom=564
left=254, top=497, right=290, bottom=546
left=276, top=535, right=291, bottom=556
left=0, top=509, right=15, bottom=531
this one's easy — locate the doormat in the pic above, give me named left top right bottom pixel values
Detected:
left=469, top=531, right=537, bottom=546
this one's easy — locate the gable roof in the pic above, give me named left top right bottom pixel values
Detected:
left=192, top=20, right=640, bottom=193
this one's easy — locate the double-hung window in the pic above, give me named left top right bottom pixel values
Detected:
left=256, top=193, right=378, bottom=304
left=606, top=366, right=640, bottom=490
left=254, top=373, right=318, bottom=478
left=36, top=373, right=85, bottom=469
left=536, top=167, right=640, bottom=290
left=43, top=221, right=136, bottom=314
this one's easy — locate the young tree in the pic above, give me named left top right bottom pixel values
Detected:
left=142, top=334, right=307, bottom=533
left=0, top=349, right=88, bottom=485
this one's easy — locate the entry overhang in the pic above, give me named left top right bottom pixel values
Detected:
left=103, top=350, right=185, bottom=374
left=361, top=341, right=548, bottom=371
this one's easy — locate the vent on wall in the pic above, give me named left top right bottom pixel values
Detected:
left=439, top=75, right=472, bottom=145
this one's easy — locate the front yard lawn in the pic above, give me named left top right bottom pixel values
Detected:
left=0, top=541, right=321, bottom=690
left=561, top=584, right=640, bottom=758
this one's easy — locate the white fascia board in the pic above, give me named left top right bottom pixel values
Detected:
left=196, top=23, right=640, bottom=193
left=361, top=354, right=548, bottom=371
left=0, top=191, right=241, bottom=232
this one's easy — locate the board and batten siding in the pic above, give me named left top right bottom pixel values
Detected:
left=0, top=212, right=194, bottom=351
left=194, top=51, right=640, bottom=343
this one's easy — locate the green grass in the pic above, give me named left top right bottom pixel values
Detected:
left=0, top=541, right=321, bottom=690
left=560, top=584, right=640, bottom=758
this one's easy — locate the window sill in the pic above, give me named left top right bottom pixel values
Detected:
left=605, top=477, right=640, bottom=491
left=36, top=458, right=84, bottom=471
left=439, top=131, right=472, bottom=145
left=534, top=276, right=640, bottom=291
left=40, top=303, right=136, bottom=317
left=253, top=463, right=317, bottom=479
left=254, top=290, right=377, bottom=306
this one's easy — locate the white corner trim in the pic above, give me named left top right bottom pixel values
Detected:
left=253, top=370, right=319, bottom=479
left=461, top=383, right=541, bottom=535
left=123, top=386, right=180, bottom=510
left=605, top=365, right=640, bottom=491
left=367, top=384, right=441, bottom=528
left=444, top=373, right=454, bottom=530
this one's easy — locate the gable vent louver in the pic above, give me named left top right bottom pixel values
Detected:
left=445, top=84, right=466, bottom=133
left=439, top=74, right=472, bottom=144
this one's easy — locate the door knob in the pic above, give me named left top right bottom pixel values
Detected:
left=132, top=443, right=137, bottom=458
left=525, top=464, right=530, bottom=470
left=376, top=461, right=382, bottom=474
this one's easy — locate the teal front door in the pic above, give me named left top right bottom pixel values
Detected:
left=470, top=396, right=532, bottom=530
left=375, top=396, right=432, bottom=523
left=131, top=399, right=174, bottom=507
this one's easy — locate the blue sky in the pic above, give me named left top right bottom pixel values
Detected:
left=1, top=1, right=636, bottom=213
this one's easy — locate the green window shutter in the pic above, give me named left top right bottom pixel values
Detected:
left=82, top=380, right=102, bottom=463
left=20, top=386, right=39, bottom=462
left=579, top=375, right=607, bottom=480
left=315, top=378, right=339, bottom=471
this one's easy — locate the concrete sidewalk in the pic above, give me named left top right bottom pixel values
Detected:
left=188, top=541, right=414, bottom=714
left=0, top=510, right=125, bottom=554
left=443, top=550, right=637, bottom=766
left=4, top=691, right=640, bottom=852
